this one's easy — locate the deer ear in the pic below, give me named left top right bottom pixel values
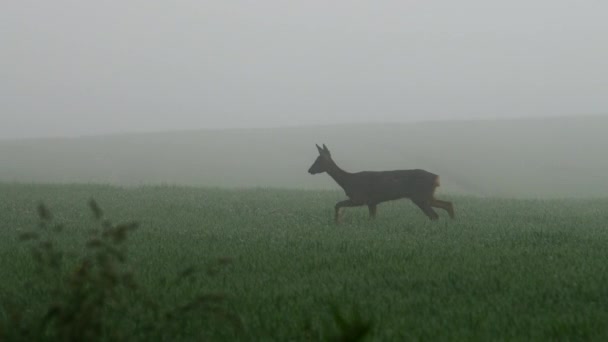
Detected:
left=316, top=144, right=324, bottom=154
left=322, top=144, right=331, bottom=155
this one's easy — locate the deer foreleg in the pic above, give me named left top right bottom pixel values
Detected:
left=368, top=204, right=377, bottom=219
left=334, top=199, right=361, bottom=224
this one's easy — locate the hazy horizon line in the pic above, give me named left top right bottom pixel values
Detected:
left=2, top=112, right=606, bottom=143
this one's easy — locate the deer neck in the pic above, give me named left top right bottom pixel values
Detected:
left=326, top=160, right=351, bottom=189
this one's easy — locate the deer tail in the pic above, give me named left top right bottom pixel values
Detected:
left=434, top=176, right=441, bottom=187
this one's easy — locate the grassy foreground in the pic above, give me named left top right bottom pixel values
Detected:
left=1, top=183, right=608, bottom=340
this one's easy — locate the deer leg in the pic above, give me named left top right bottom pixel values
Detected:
left=368, top=204, right=377, bottom=219
left=431, top=199, right=455, bottom=219
left=412, top=199, right=439, bottom=221
left=335, top=199, right=361, bottom=224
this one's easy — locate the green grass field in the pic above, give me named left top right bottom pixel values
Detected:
left=2, top=183, right=608, bottom=340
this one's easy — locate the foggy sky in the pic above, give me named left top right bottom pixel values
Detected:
left=2, top=1, right=607, bottom=139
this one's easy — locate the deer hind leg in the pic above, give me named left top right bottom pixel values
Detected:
left=368, top=204, right=377, bottom=219
left=335, top=199, right=362, bottom=224
left=431, top=199, right=455, bottom=219
left=412, top=198, right=439, bottom=221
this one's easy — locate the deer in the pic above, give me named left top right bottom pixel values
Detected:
left=308, top=144, right=454, bottom=223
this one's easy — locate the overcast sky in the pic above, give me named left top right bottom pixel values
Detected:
left=1, top=1, right=607, bottom=139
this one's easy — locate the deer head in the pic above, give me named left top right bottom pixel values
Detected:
left=308, top=144, right=332, bottom=174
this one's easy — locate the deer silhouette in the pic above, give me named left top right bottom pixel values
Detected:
left=308, top=144, right=454, bottom=223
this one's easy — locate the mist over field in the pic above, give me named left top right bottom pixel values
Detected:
left=1, top=115, right=607, bottom=198
left=3, top=1, right=607, bottom=198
